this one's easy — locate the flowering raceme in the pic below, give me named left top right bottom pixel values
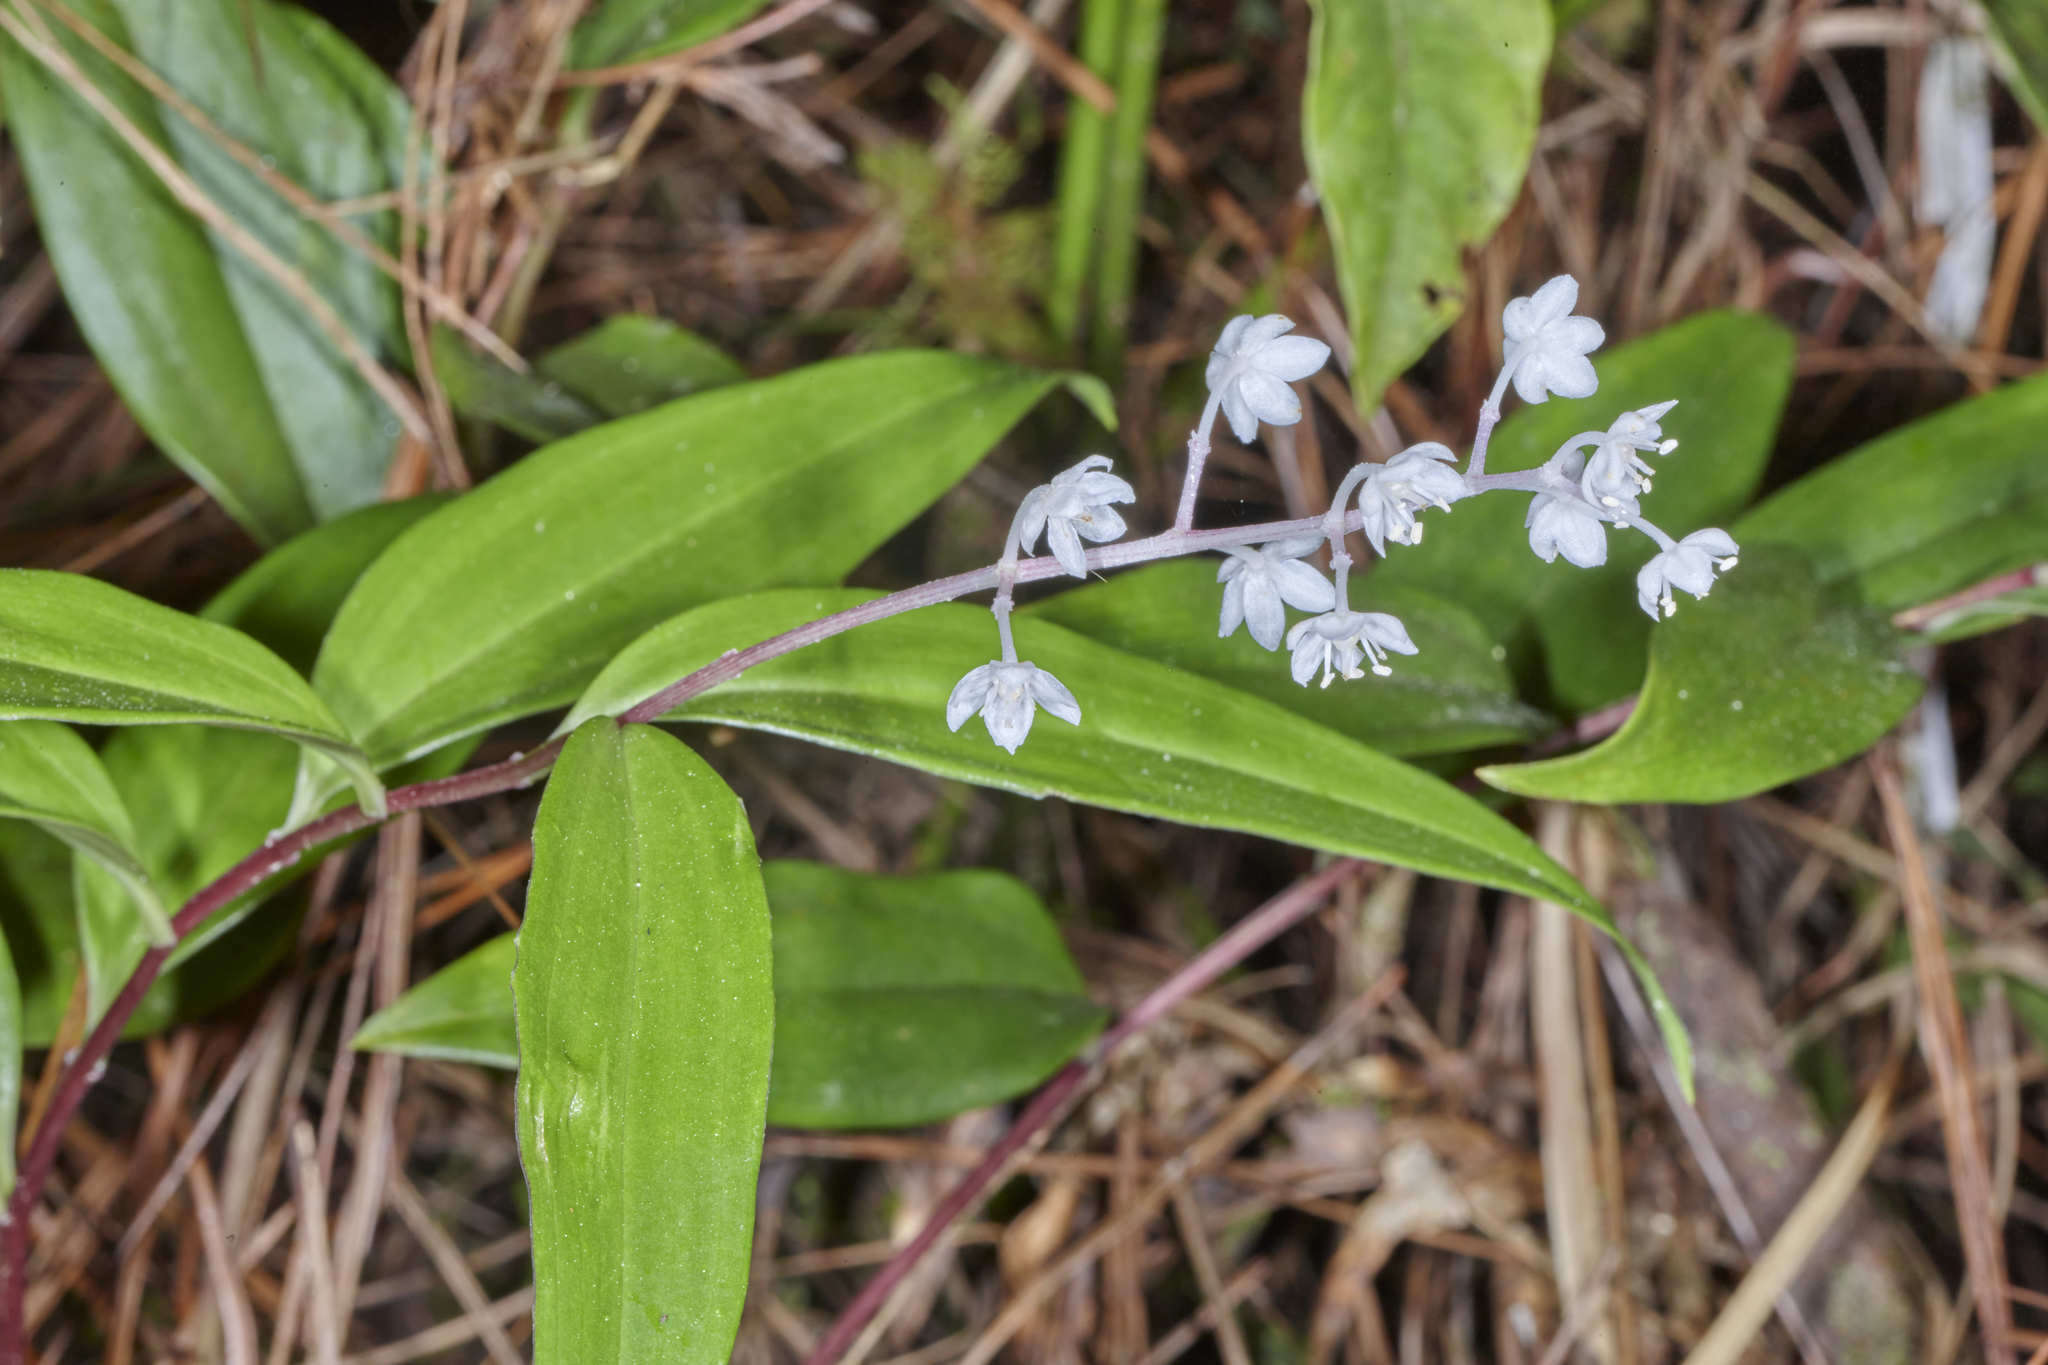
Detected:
left=944, top=273, right=1740, bottom=753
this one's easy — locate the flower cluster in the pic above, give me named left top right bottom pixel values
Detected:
left=942, top=273, right=1740, bottom=754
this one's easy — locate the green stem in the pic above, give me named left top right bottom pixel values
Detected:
left=1087, top=0, right=1165, bottom=380
left=1047, top=0, right=1123, bottom=348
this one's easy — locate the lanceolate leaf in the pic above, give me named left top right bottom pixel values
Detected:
left=568, top=0, right=771, bottom=69
left=1028, top=562, right=1550, bottom=757
left=1983, top=0, right=2048, bottom=129
left=1304, top=0, right=1550, bottom=416
left=0, top=0, right=411, bottom=544
left=763, top=861, right=1101, bottom=1127
left=1735, top=367, right=2048, bottom=613
left=0, top=720, right=168, bottom=955
left=570, top=590, right=1696, bottom=1094
left=0, top=570, right=382, bottom=811
left=308, top=353, right=1107, bottom=784
left=356, top=863, right=1105, bottom=1129
left=1481, top=548, right=1923, bottom=804
left=1371, top=310, right=1795, bottom=714
left=201, top=496, right=452, bottom=675
left=539, top=314, right=748, bottom=417
left=517, top=720, right=772, bottom=1364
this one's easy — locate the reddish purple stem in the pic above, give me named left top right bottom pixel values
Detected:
left=798, top=857, right=1364, bottom=1365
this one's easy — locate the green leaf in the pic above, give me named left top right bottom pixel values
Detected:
left=434, top=316, right=749, bottom=443
left=1919, top=584, right=2048, bottom=644
left=308, top=353, right=1106, bottom=785
left=0, top=0, right=411, bottom=544
left=1735, top=368, right=2048, bottom=614
left=571, top=590, right=1695, bottom=1096
left=73, top=725, right=301, bottom=1019
left=569, top=0, right=771, bottom=69
left=1480, top=548, right=1923, bottom=804
left=355, top=863, right=1105, bottom=1129
left=540, top=314, right=748, bottom=418
left=0, top=920, right=18, bottom=1198
left=352, top=933, right=518, bottom=1068
left=0, top=570, right=382, bottom=811
left=1303, top=0, right=1550, bottom=415
left=762, top=861, right=1102, bottom=1127
left=1984, top=0, right=2048, bottom=129
left=1370, top=311, right=1795, bottom=714
left=517, top=720, right=772, bottom=1364
left=1028, top=562, right=1550, bottom=757
left=0, top=822, right=82, bottom=1044
left=0, top=719, right=167, bottom=949
left=431, top=326, right=605, bottom=444
left=201, top=496, right=453, bottom=675
left=571, top=591, right=1588, bottom=913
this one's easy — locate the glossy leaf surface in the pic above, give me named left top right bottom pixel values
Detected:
left=0, top=0, right=409, bottom=543
left=1370, top=311, right=1794, bottom=714
left=570, top=590, right=1694, bottom=1093
left=516, top=721, right=772, bottom=1364
left=1481, top=549, right=1923, bottom=803
left=1735, top=368, right=2048, bottom=613
left=572, top=592, right=1596, bottom=910
left=1028, top=562, right=1549, bottom=757
left=763, top=861, right=1102, bottom=1127
left=0, top=720, right=164, bottom=948
left=357, top=863, right=1104, bottom=1128
left=310, top=353, right=1105, bottom=780
left=201, top=496, right=452, bottom=675
left=1304, top=0, right=1549, bottom=414
left=0, top=570, right=377, bottom=804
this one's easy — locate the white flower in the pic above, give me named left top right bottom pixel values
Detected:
left=1581, top=400, right=1679, bottom=512
left=1218, top=537, right=1336, bottom=650
left=1284, top=609, right=1418, bottom=688
left=1019, top=456, right=1137, bottom=578
left=1525, top=491, right=1608, bottom=568
left=1354, top=442, right=1472, bottom=555
left=946, top=660, right=1082, bottom=753
left=1636, top=529, right=1740, bottom=619
left=1205, top=314, right=1331, bottom=443
left=1502, top=275, right=1604, bottom=404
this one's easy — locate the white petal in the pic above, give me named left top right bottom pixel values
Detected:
left=1511, top=357, right=1554, bottom=406
left=1528, top=275, right=1580, bottom=326
left=1545, top=354, right=1600, bottom=400
left=1217, top=554, right=1247, bottom=583
left=1236, top=370, right=1302, bottom=428
left=1544, top=315, right=1605, bottom=357
left=982, top=692, right=1035, bottom=753
left=1027, top=667, right=1083, bottom=726
left=1076, top=503, right=1127, bottom=543
left=1664, top=546, right=1717, bottom=598
left=1240, top=314, right=1296, bottom=349
left=1219, top=385, right=1259, bottom=443
left=1072, top=471, right=1136, bottom=503
left=1218, top=576, right=1246, bottom=637
left=946, top=665, right=995, bottom=731
left=1682, top=528, right=1739, bottom=559
left=1358, top=612, right=1417, bottom=655
left=1255, top=334, right=1330, bottom=382
left=1289, top=634, right=1324, bottom=687
left=1556, top=509, right=1608, bottom=568
left=1635, top=561, right=1668, bottom=619
left=1047, top=517, right=1087, bottom=578
left=1265, top=534, right=1326, bottom=561
left=1213, top=313, right=1254, bottom=358
left=1244, top=579, right=1287, bottom=650
left=1356, top=485, right=1394, bottom=556
left=1268, top=558, right=1336, bottom=612
left=1017, top=490, right=1049, bottom=551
